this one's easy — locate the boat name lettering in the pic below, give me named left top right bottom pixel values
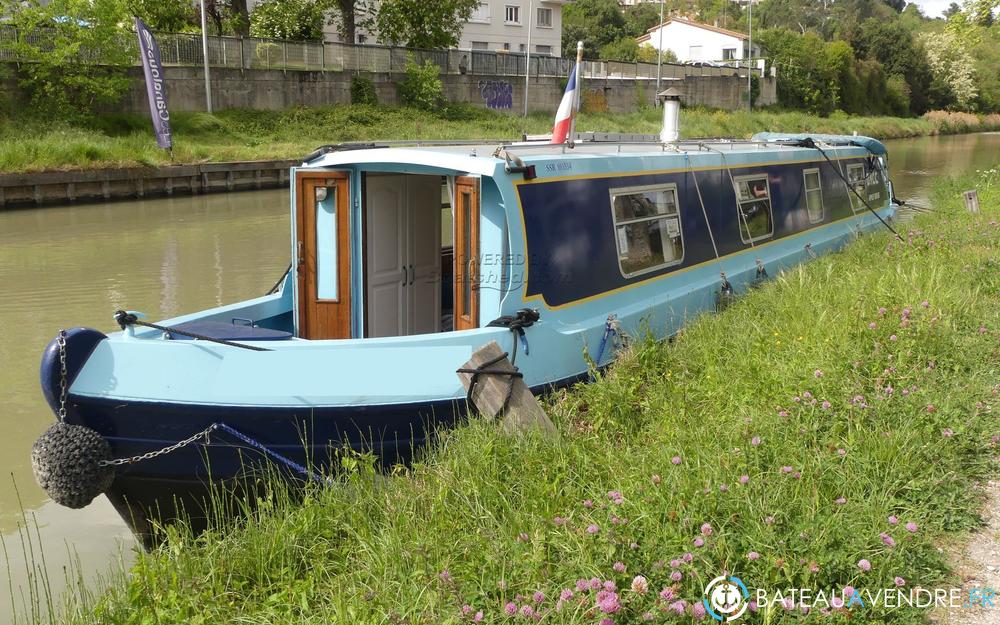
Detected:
left=543, top=162, right=572, bottom=173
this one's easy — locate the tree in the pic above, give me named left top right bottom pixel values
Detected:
left=882, top=0, right=906, bottom=12
left=4, top=0, right=132, bottom=117
left=920, top=30, right=979, bottom=109
left=250, top=0, right=328, bottom=40
left=850, top=18, right=935, bottom=112
left=561, top=0, right=628, bottom=58
left=201, top=0, right=250, bottom=36
left=125, top=0, right=197, bottom=32
left=624, top=2, right=662, bottom=37
left=374, top=0, right=479, bottom=48
left=943, top=2, right=963, bottom=17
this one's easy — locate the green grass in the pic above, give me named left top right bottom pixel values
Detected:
left=1, top=106, right=998, bottom=174
left=44, top=171, right=1000, bottom=625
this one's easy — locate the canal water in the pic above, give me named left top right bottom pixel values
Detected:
left=1, top=132, right=998, bottom=620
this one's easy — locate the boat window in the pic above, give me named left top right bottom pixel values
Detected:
left=803, top=168, right=824, bottom=223
left=609, top=184, right=684, bottom=278
left=315, top=183, right=338, bottom=300
left=846, top=163, right=866, bottom=197
left=732, top=175, right=774, bottom=243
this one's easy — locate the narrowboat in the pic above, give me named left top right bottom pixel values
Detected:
left=33, top=116, right=898, bottom=538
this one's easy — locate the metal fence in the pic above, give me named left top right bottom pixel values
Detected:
left=0, top=24, right=765, bottom=80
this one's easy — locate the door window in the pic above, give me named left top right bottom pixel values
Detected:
left=315, top=184, right=338, bottom=300
left=733, top=175, right=774, bottom=243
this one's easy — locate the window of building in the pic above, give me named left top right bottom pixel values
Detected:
left=518, top=43, right=526, bottom=52
left=610, top=184, right=684, bottom=278
left=536, top=7, right=553, bottom=27
left=688, top=45, right=702, bottom=60
left=471, top=41, right=489, bottom=50
left=732, top=175, right=774, bottom=243
left=722, top=47, right=736, bottom=60
left=535, top=44, right=552, bottom=55
left=502, top=42, right=511, bottom=51
left=505, top=5, right=520, bottom=24
left=469, top=2, right=490, bottom=23
left=803, top=168, right=824, bottom=223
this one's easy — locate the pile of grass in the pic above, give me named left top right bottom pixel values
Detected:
left=2, top=105, right=999, bottom=174
left=46, top=172, right=999, bottom=625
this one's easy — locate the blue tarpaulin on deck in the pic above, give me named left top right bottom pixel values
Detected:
left=751, top=132, right=888, bottom=156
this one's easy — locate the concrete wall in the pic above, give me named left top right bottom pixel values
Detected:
left=110, top=66, right=776, bottom=114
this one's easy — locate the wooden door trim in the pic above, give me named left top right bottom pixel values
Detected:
left=454, top=176, right=480, bottom=331
left=296, top=171, right=352, bottom=340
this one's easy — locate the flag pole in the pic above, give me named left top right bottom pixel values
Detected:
left=567, top=41, right=583, bottom=143
left=199, top=0, right=213, bottom=113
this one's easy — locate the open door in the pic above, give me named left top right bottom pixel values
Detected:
left=454, top=176, right=480, bottom=330
left=296, top=171, right=352, bottom=340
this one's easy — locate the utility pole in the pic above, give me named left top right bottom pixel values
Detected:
left=655, top=0, right=664, bottom=104
left=747, top=0, right=753, bottom=113
left=524, top=0, right=533, bottom=116
left=199, top=0, right=213, bottom=113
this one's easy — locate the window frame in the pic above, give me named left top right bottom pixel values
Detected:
left=732, top=173, right=775, bottom=244
left=608, top=182, right=686, bottom=279
left=505, top=5, right=521, bottom=24
left=536, top=7, right=553, bottom=27
left=802, top=167, right=824, bottom=224
left=845, top=163, right=865, bottom=213
left=469, top=2, right=490, bottom=23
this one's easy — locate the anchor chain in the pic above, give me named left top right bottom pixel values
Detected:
left=98, top=424, right=220, bottom=467
left=56, top=330, right=68, bottom=422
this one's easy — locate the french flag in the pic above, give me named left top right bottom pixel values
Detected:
left=550, top=63, right=579, bottom=144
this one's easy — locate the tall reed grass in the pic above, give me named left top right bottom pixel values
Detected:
left=39, top=172, right=999, bottom=625
left=1, top=105, right=998, bottom=174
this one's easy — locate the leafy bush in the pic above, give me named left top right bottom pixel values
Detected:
left=249, top=0, right=326, bottom=41
left=397, top=58, right=444, bottom=111
left=350, top=75, right=378, bottom=106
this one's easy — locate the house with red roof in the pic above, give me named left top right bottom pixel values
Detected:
left=636, top=17, right=762, bottom=63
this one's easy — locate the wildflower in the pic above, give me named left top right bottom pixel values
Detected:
left=652, top=474, right=661, bottom=485
left=659, top=587, right=675, bottom=601
left=670, top=558, right=681, bottom=568
left=921, top=300, right=929, bottom=308
left=693, top=537, right=704, bottom=548
left=533, top=591, right=545, bottom=603
left=781, top=466, right=793, bottom=474
left=803, top=391, right=812, bottom=399
left=701, top=523, right=713, bottom=536
left=671, top=456, right=682, bottom=465
left=843, top=585, right=855, bottom=598
left=693, top=601, right=707, bottom=620
left=858, top=559, right=872, bottom=572
left=942, top=428, right=954, bottom=438
left=831, top=596, right=844, bottom=609
left=630, top=542, right=639, bottom=550
left=869, top=322, right=878, bottom=330
left=474, top=611, right=484, bottom=623
left=604, top=580, right=617, bottom=592
left=979, top=326, right=988, bottom=334
left=599, top=619, right=614, bottom=625
left=888, top=515, right=899, bottom=525
left=927, top=404, right=936, bottom=413
left=884, top=385, right=894, bottom=396
left=519, top=605, right=534, bottom=618
left=793, top=396, right=801, bottom=403
left=902, top=307, right=911, bottom=319
left=587, top=524, right=600, bottom=534
left=671, top=570, right=683, bottom=582
left=837, top=448, right=847, bottom=457
left=751, top=436, right=761, bottom=446
left=719, top=483, right=729, bottom=492
left=814, top=369, right=824, bottom=378
left=583, top=499, right=594, bottom=509
left=778, top=409, right=789, bottom=417
left=835, top=497, right=847, bottom=506
left=518, top=533, right=530, bottom=543
left=560, top=588, right=574, bottom=601
left=462, top=605, right=473, bottom=615
left=554, top=516, right=567, bottom=526
left=822, top=400, right=832, bottom=410
left=683, top=552, right=693, bottom=562
left=668, top=600, right=687, bottom=615
left=739, top=475, right=750, bottom=485
left=889, top=334, right=898, bottom=341
left=439, top=570, right=453, bottom=583
left=642, top=612, right=654, bottom=621
left=782, top=598, right=794, bottom=610
left=748, top=600, right=758, bottom=613
left=595, top=590, right=621, bottom=614
left=894, top=577, right=906, bottom=587
left=880, top=532, right=896, bottom=547
left=505, top=602, right=517, bottom=615
left=590, top=578, right=602, bottom=590
left=631, top=576, right=649, bottom=594
left=748, top=551, right=760, bottom=561
left=613, top=561, right=626, bottom=573
left=575, top=579, right=588, bottom=592
left=765, top=516, right=775, bottom=525
left=905, top=522, right=918, bottom=533
left=878, top=307, right=887, bottom=316
left=607, top=491, right=624, bottom=505
left=809, top=561, right=820, bottom=573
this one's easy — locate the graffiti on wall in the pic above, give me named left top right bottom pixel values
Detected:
left=582, top=88, right=609, bottom=113
left=478, top=80, right=513, bottom=110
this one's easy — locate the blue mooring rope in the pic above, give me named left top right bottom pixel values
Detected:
left=215, top=422, right=330, bottom=486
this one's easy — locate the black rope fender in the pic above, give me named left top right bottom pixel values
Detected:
left=459, top=308, right=540, bottom=414
left=114, top=310, right=272, bottom=352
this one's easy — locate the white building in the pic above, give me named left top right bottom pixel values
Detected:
left=313, top=0, right=566, bottom=57
left=636, top=18, right=761, bottom=62
left=460, top=1, right=567, bottom=56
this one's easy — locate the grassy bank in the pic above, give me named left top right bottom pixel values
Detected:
left=45, top=173, right=999, bottom=625
left=1, top=106, right=998, bottom=174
